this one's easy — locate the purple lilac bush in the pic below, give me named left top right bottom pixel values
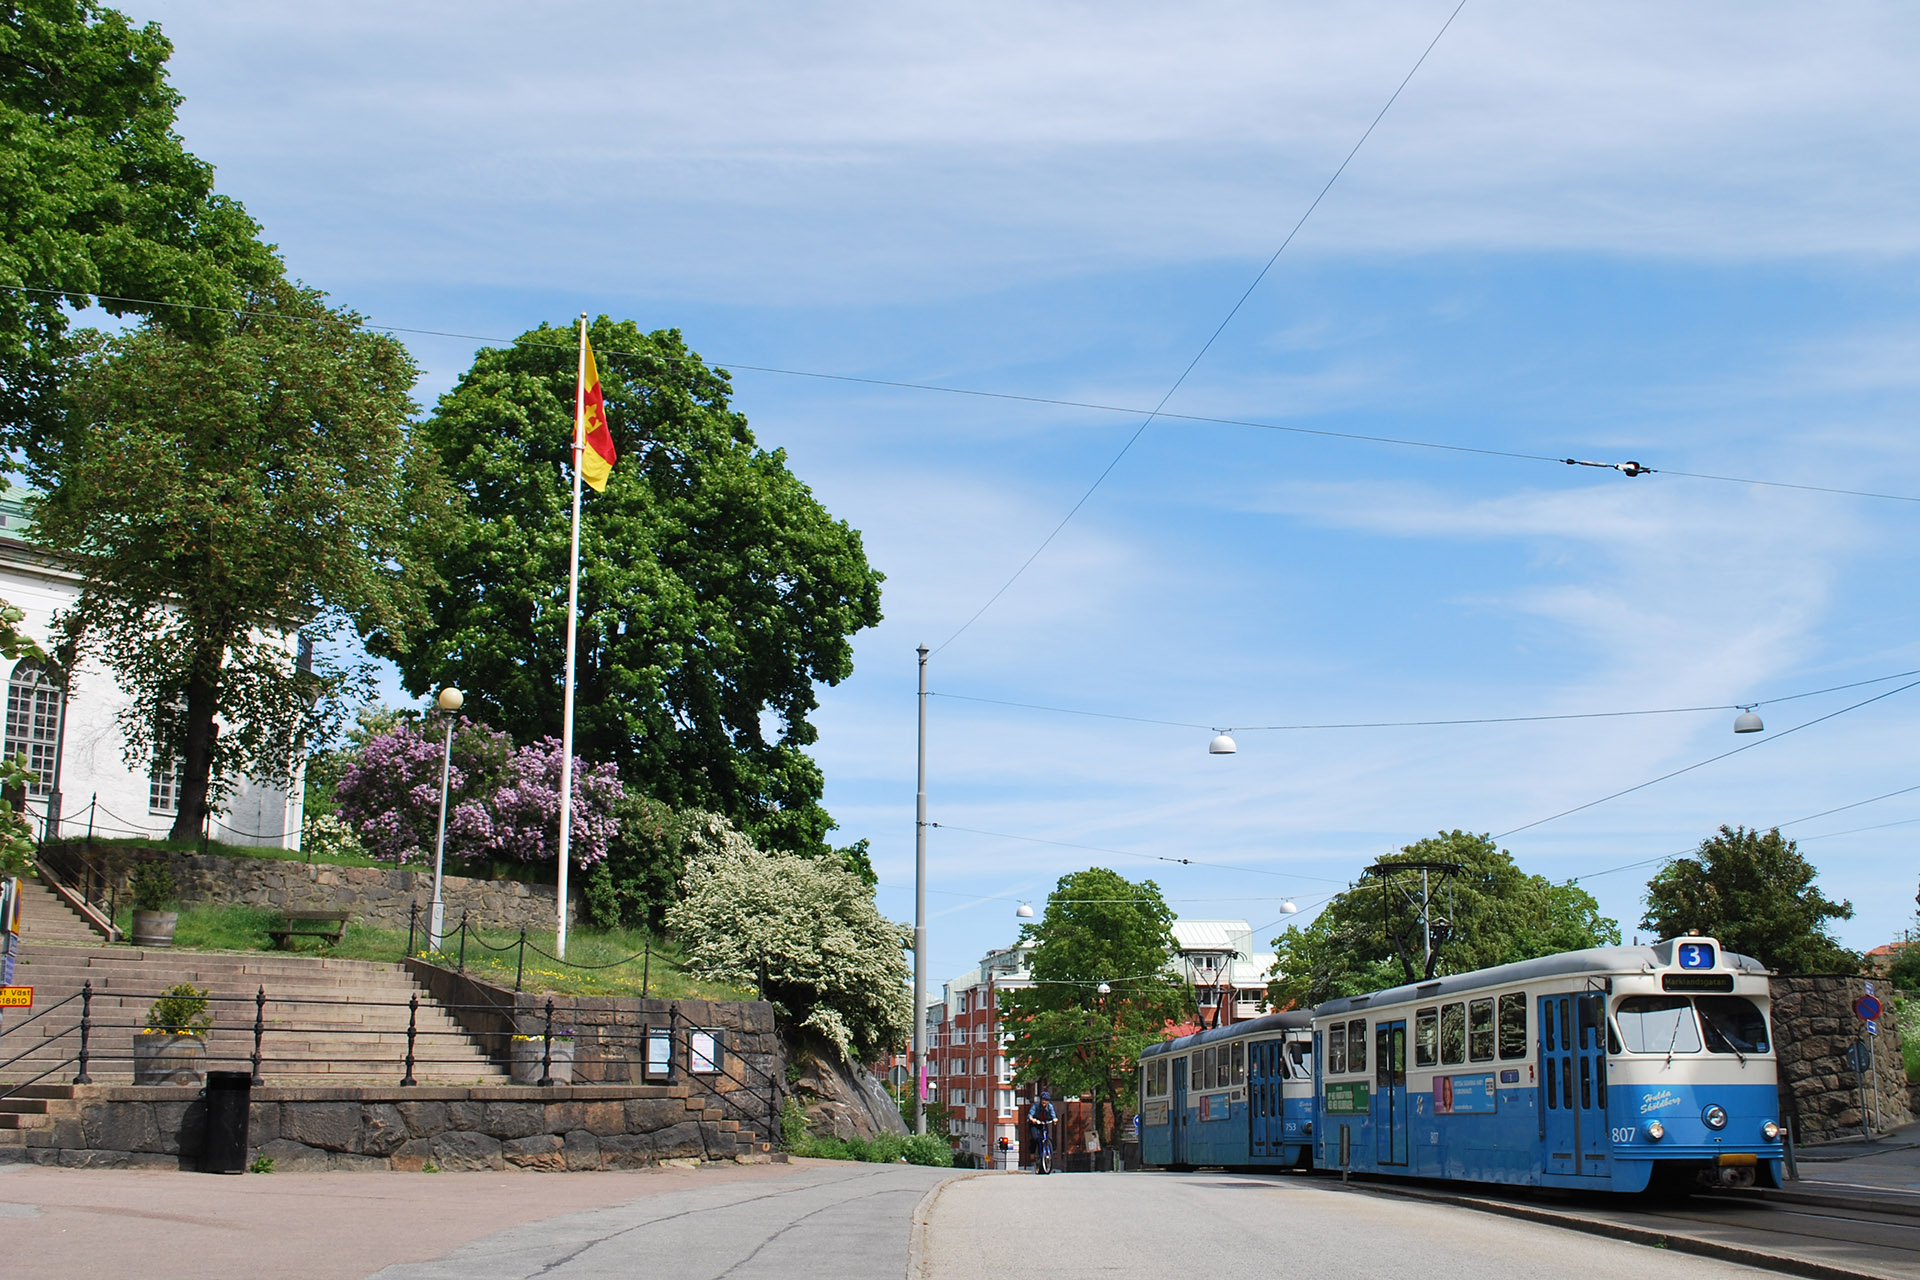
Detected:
left=336, top=719, right=622, bottom=868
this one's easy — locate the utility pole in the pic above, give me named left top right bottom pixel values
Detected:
left=913, top=644, right=929, bottom=1136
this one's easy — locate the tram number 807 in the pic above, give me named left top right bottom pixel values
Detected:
left=1609, top=1127, right=1637, bottom=1144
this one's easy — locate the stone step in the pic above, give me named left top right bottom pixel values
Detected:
left=15, top=877, right=108, bottom=944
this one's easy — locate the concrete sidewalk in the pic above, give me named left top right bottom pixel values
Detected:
left=1790, top=1120, right=1920, bottom=1198
left=0, top=1159, right=807, bottom=1280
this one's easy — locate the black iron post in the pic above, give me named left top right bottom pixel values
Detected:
left=515, top=928, right=527, bottom=992
left=73, top=980, right=93, bottom=1084
left=642, top=934, right=650, bottom=997
left=537, top=998, right=555, bottom=1087
left=668, top=1003, right=678, bottom=1084
left=457, top=911, right=468, bottom=973
left=250, top=986, right=266, bottom=1084
left=402, top=993, right=419, bottom=1086
left=407, top=901, right=419, bottom=957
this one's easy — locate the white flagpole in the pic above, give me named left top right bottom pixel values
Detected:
left=556, top=312, right=588, bottom=959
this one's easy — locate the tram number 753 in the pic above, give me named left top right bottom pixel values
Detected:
left=1609, top=1126, right=1637, bottom=1144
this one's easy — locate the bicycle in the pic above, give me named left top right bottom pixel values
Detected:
left=1031, top=1120, right=1055, bottom=1175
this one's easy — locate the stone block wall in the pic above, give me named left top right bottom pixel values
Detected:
left=406, top=962, right=786, bottom=1142
left=150, top=848, right=576, bottom=933
left=2, top=1083, right=771, bottom=1172
left=1773, top=974, right=1912, bottom=1142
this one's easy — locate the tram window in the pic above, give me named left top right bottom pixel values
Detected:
left=1697, top=997, right=1770, bottom=1055
left=1202, top=1047, right=1215, bottom=1089
left=1347, top=1019, right=1367, bottom=1073
left=1414, top=1007, right=1438, bottom=1068
left=1576, top=992, right=1598, bottom=1050
left=1544, top=1056, right=1556, bottom=1109
left=1498, top=993, right=1527, bottom=1060
left=1328, top=1024, right=1347, bottom=1074
left=1468, top=998, right=1495, bottom=1062
left=1286, top=1041, right=1312, bottom=1079
left=1615, top=996, right=1701, bottom=1054
left=1232, top=1041, right=1245, bottom=1087
left=1440, top=1003, right=1465, bottom=1066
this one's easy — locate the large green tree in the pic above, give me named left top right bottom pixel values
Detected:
left=395, top=318, right=884, bottom=862
left=30, top=282, right=457, bottom=841
left=1642, top=825, right=1858, bottom=973
left=999, top=868, right=1190, bottom=1152
left=1, top=0, right=280, bottom=459
left=1268, top=831, right=1621, bottom=1009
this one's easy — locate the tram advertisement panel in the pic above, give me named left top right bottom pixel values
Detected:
left=1324, top=1081, right=1370, bottom=1114
left=1433, top=1073, right=1497, bottom=1115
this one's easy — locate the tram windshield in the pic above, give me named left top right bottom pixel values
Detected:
left=1613, top=994, right=1769, bottom=1055
left=1286, top=1041, right=1312, bottom=1079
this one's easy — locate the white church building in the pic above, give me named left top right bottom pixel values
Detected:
left=0, top=487, right=303, bottom=850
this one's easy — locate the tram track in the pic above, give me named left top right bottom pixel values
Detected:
left=1339, top=1176, right=1920, bottom=1280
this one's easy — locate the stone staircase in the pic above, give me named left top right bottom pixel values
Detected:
left=1, top=877, right=506, bottom=1104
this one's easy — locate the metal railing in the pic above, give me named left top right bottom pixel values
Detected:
left=33, top=841, right=130, bottom=938
left=1, top=981, right=784, bottom=1151
left=407, top=904, right=676, bottom=996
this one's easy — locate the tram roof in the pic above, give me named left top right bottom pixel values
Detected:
left=1310, top=938, right=1765, bottom=1021
left=1140, top=1008, right=1310, bottom=1059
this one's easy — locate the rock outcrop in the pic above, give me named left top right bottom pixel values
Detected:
left=790, top=1054, right=908, bottom=1142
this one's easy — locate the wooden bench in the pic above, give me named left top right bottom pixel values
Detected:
left=268, top=910, right=351, bottom=950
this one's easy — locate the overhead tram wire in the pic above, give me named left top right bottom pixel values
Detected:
left=1495, top=677, right=1920, bottom=840
left=928, top=0, right=1473, bottom=654
left=926, top=821, right=1350, bottom=885
left=931, top=666, right=1920, bottom=734
left=8, top=284, right=1920, bottom=505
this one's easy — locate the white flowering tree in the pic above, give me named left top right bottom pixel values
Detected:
left=666, top=813, right=911, bottom=1063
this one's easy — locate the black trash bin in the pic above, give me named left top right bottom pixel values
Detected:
left=202, top=1070, right=252, bottom=1174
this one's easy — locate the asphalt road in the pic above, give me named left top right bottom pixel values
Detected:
left=913, top=1170, right=1782, bottom=1280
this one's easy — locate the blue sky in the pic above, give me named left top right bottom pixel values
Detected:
left=130, top=1, right=1920, bottom=981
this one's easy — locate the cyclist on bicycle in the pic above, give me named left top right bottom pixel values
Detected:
left=1026, top=1090, right=1058, bottom=1171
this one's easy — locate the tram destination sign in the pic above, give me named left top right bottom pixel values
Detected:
left=1324, top=1082, right=1371, bottom=1114
left=1662, top=973, right=1735, bottom=993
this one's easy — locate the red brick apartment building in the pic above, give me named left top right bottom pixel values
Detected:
left=922, top=921, right=1276, bottom=1167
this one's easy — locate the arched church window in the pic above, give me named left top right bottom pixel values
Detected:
left=3, top=660, right=62, bottom=797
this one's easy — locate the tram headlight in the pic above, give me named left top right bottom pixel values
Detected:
left=1644, top=1121, right=1665, bottom=1141
left=1702, top=1105, right=1728, bottom=1130
left=1761, top=1121, right=1780, bottom=1141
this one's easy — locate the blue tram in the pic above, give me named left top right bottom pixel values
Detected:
left=1139, top=937, right=1785, bottom=1193
left=1137, top=1010, right=1315, bottom=1170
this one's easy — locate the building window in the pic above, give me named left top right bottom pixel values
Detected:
left=149, top=755, right=184, bottom=813
left=996, top=1089, right=1012, bottom=1114
left=3, top=661, right=60, bottom=798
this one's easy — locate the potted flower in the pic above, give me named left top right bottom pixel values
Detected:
left=129, top=861, right=178, bottom=948
left=510, top=1029, right=576, bottom=1084
left=134, top=983, right=212, bottom=1084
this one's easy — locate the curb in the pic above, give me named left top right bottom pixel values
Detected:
left=906, top=1169, right=996, bottom=1279
left=1340, top=1180, right=1899, bottom=1280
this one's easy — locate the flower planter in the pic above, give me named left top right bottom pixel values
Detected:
left=510, top=1038, right=575, bottom=1084
left=131, top=909, right=177, bottom=948
left=133, top=1032, right=206, bottom=1085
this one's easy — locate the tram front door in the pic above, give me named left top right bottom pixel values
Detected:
left=1250, top=1040, right=1283, bottom=1158
left=1540, top=992, right=1609, bottom=1179
left=1374, top=1020, right=1408, bottom=1166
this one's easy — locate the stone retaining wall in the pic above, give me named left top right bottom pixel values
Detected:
left=152, top=849, right=575, bottom=933
left=1773, top=974, right=1912, bottom=1142
left=406, top=962, right=785, bottom=1136
left=3, top=1083, right=771, bottom=1172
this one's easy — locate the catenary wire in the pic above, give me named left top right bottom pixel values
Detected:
left=9, top=283, right=1919, bottom=505
left=929, top=0, right=1472, bottom=655
left=931, top=666, right=1920, bottom=733
left=1493, top=677, right=1920, bottom=840
left=928, top=821, right=1349, bottom=884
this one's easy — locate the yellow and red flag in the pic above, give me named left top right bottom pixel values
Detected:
left=577, top=337, right=617, bottom=492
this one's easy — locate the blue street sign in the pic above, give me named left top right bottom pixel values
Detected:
left=1867, top=1019, right=1880, bottom=1037
left=1677, top=942, right=1716, bottom=970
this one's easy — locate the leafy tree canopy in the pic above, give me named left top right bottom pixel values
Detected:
left=1642, top=825, right=1858, bottom=973
left=999, top=868, right=1190, bottom=1148
left=1268, top=831, right=1621, bottom=1010
left=1, top=0, right=280, bottom=458
left=30, top=281, right=458, bottom=841
left=665, top=814, right=910, bottom=1063
left=394, top=318, right=884, bottom=864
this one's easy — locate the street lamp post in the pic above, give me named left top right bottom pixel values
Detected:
left=913, top=644, right=929, bottom=1136
left=428, top=686, right=463, bottom=951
